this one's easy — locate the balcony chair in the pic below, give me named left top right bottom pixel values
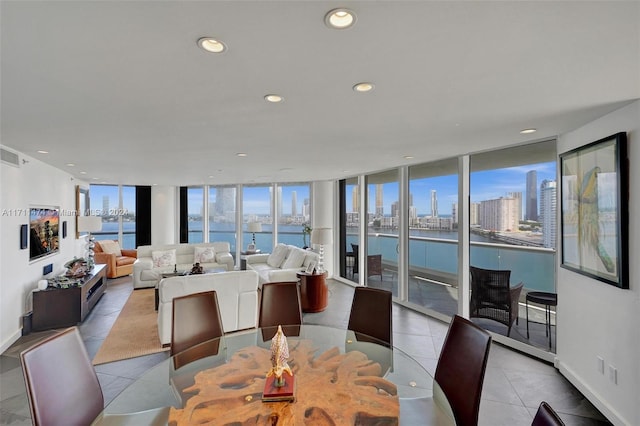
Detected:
left=470, top=266, right=524, bottom=337
left=351, top=243, right=383, bottom=280
left=348, top=287, right=393, bottom=347
left=259, top=282, right=302, bottom=339
left=423, top=315, right=492, bottom=426
left=531, top=401, right=565, bottom=426
left=94, top=239, right=137, bottom=278
left=171, top=290, right=224, bottom=368
left=20, top=327, right=169, bottom=426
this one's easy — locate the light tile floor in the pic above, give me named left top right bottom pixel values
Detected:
left=0, top=276, right=609, bottom=425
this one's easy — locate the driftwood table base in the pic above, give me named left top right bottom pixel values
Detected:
left=169, top=339, right=399, bottom=425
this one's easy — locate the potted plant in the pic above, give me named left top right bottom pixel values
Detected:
left=302, top=223, right=312, bottom=249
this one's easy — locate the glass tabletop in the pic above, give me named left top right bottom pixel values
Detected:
left=105, top=324, right=434, bottom=424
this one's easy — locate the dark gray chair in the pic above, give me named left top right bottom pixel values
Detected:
left=470, top=266, right=524, bottom=336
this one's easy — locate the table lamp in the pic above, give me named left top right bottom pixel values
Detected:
left=247, top=222, right=262, bottom=251
left=310, top=228, right=332, bottom=274
left=77, top=215, right=102, bottom=269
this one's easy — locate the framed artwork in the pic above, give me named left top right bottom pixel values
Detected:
left=560, top=132, right=628, bottom=289
left=305, top=261, right=317, bottom=274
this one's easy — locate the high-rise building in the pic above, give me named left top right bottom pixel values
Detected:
left=102, top=195, right=109, bottom=217
left=352, top=186, right=359, bottom=213
left=391, top=201, right=399, bottom=218
left=526, top=170, right=538, bottom=221
left=291, top=191, right=297, bottom=216
left=452, top=202, right=482, bottom=226
left=430, top=190, right=438, bottom=217
left=540, top=180, right=557, bottom=248
left=214, top=187, right=235, bottom=216
left=479, top=197, right=519, bottom=232
left=302, top=198, right=310, bottom=220
left=507, top=191, right=523, bottom=222
left=470, top=202, right=480, bottom=226
left=375, top=184, right=384, bottom=216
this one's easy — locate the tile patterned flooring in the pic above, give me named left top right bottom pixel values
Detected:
left=0, top=276, right=609, bottom=425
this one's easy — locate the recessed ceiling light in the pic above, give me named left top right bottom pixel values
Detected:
left=353, top=82, right=374, bottom=92
left=520, top=128, right=537, bottom=134
left=404, top=155, right=414, bottom=159
left=197, top=37, right=226, bottom=53
left=325, top=8, right=356, bottom=29
left=236, top=153, right=248, bottom=157
left=80, top=171, right=87, bottom=175
left=264, top=94, right=283, bottom=103
left=37, top=150, right=48, bottom=154
left=66, top=163, right=75, bottom=167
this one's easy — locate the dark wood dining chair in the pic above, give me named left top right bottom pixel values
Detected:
left=259, top=282, right=302, bottom=339
left=20, top=327, right=169, bottom=426
left=171, top=290, right=224, bottom=368
left=532, top=401, right=565, bottom=426
left=426, top=315, right=492, bottom=426
left=470, top=266, right=524, bottom=336
left=348, top=286, right=393, bottom=347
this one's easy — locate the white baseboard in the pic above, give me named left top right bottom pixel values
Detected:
left=557, top=360, right=628, bottom=426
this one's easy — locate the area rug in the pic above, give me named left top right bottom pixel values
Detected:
left=92, top=288, right=168, bottom=365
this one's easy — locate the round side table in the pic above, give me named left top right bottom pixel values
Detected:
left=526, top=291, right=557, bottom=349
left=297, top=271, right=328, bottom=313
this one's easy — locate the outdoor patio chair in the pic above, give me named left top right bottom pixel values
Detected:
left=470, top=266, right=524, bottom=336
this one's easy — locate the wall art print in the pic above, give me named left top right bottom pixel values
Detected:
left=560, top=132, right=628, bottom=289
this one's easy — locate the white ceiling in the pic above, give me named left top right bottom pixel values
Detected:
left=1, top=1, right=638, bottom=186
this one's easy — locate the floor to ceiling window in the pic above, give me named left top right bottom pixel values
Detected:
left=89, top=184, right=137, bottom=249
left=242, top=185, right=273, bottom=253
left=208, top=186, right=236, bottom=251
left=366, top=170, right=399, bottom=296
left=469, top=140, right=557, bottom=352
left=407, top=159, right=459, bottom=316
left=276, top=183, right=311, bottom=248
left=187, top=187, right=204, bottom=243
left=340, top=178, right=360, bottom=282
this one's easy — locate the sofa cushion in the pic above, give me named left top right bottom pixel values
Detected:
left=267, top=244, right=289, bottom=268
left=99, top=240, right=122, bottom=256
left=194, top=246, right=216, bottom=263
left=152, top=249, right=176, bottom=267
left=116, top=256, right=136, bottom=266
left=281, top=247, right=307, bottom=269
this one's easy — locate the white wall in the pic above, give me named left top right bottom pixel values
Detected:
left=556, top=100, right=639, bottom=426
left=0, top=149, right=84, bottom=353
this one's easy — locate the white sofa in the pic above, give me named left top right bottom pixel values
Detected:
left=133, top=242, right=234, bottom=289
left=245, top=244, right=319, bottom=286
left=157, top=270, right=259, bottom=346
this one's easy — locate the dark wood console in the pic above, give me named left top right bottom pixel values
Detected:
left=32, top=264, right=107, bottom=331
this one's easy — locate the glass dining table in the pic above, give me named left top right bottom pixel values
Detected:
left=103, top=324, right=443, bottom=425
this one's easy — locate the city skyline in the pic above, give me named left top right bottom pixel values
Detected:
left=90, top=161, right=556, bottom=218
left=354, top=161, right=556, bottom=216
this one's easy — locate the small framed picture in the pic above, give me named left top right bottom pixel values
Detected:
left=246, top=243, right=256, bottom=252
left=305, top=261, right=316, bottom=274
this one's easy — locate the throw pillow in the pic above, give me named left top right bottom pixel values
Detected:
left=281, top=247, right=307, bottom=269
left=267, top=244, right=289, bottom=268
left=152, top=249, right=176, bottom=268
left=99, top=240, right=122, bottom=256
left=194, top=246, right=215, bottom=263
